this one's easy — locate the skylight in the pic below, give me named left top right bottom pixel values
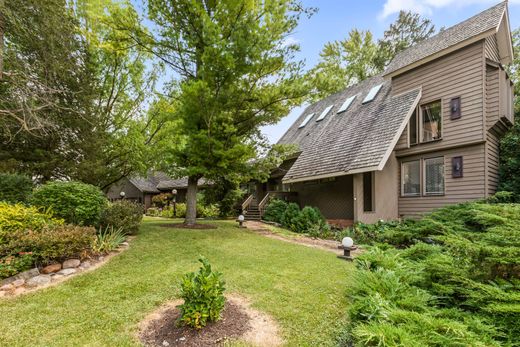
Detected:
left=316, top=105, right=334, bottom=122
left=362, top=84, right=383, bottom=103
left=298, top=113, right=314, bottom=128
left=337, top=95, right=356, bottom=113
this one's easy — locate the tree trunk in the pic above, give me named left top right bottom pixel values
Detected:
left=184, top=175, right=199, bottom=226
left=0, top=0, right=4, bottom=80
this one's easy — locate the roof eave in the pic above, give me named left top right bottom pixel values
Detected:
left=497, top=5, right=514, bottom=65
left=383, top=28, right=497, bottom=79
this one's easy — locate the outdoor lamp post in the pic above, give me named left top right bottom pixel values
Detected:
left=337, top=237, right=355, bottom=261
left=120, top=191, right=125, bottom=200
left=237, top=214, right=245, bottom=228
left=171, top=189, right=177, bottom=217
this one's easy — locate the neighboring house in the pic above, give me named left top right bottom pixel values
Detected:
left=106, top=172, right=209, bottom=210
left=247, top=2, right=514, bottom=224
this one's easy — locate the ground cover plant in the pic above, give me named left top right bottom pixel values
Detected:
left=0, top=218, right=351, bottom=346
left=342, top=200, right=520, bottom=347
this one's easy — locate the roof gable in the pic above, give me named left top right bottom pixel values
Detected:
left=384, top=1, right=507, bottom=77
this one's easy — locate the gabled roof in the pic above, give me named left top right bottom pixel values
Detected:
left=384, top=1, right=509, bottom=77
left=128, top=177, right=160, bottom=193
left=156, top=177, right=209, bottom=190
left=279, top=75, right=421, bottom=183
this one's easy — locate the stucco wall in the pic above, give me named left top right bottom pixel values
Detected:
left=353, top=153, right=400, bottom=223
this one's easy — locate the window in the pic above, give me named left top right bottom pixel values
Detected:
left=424, top=157, right=445, bottom=195
left=421, top=101, right=442, bottom=142
left=362, top=84, right=383, bottom=103
left=452, top=156, right=463, bottom=178
left=316, top=105, right=333, bottom=121
left=450, top=97, right=461, bottom=120
left=363, top=172, right=375, bottom=212
left=337, top=95, right=356, bottom=113
left=409, top=110, right=418, bottom=145
left=402, top=160, right=420, bottom=196
left=298, top=113, right=314, bottom=128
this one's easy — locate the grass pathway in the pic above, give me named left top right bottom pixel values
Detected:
left=0, top=218, right=352, bottom=346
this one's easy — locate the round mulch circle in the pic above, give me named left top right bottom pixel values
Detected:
left=159, top=223, right=218, bottom=230
left=140, top=301, right=251, bottom=346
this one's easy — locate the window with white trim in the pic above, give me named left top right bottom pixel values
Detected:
left=402, top=160, right=420, bottom=196
left=424, top=157, right=445, bottom=195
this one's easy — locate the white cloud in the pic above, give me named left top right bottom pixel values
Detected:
left=281, top=36, right=300, bottom=47
left=380, top=0, right=519, bottom=19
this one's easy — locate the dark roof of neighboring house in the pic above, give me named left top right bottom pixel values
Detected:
left=278, top=75, right=421, bottom=183
left=127, top=172, right=208, bottom=193
left=384, top=1, right=507, bottom=76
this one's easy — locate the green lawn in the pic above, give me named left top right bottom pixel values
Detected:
left=0, top=218, right=352, bottom=346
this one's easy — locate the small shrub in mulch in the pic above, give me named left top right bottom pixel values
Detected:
left=140, top=300, right=250, bottom=347
left=159, top=223, right=217, bottom=230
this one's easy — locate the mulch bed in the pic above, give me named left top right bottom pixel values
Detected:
left=140, top=301, right=251, bottom=347
left=159, top=223, right=217, bottom=230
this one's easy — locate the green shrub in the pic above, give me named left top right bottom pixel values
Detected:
left=487, top=191, right=516, bottom=204
left=293, top=206, right=326, bottom=234
left=0, top=225, right=96, bottom=263
left=0, top=173, right=33, bottom=204
left=146, top=207, right=161, bottom=217
left=92, top=226, right=126, bottom=254
left=0, top=252, right=34, bottom=279
left=99, top=200, right=143, bottom=235
left=31, top=181, right=107, bottom=226
left=281, top=202, right=300, bottom=230
left=175, top=203, right=187, bottom=218
left=263, top=199, right=288, bottom=223
left=197, top=203, right=219, bottom=218
left=0, top=202, right=63, bottom=237
left=179, top=257, right=226, bottom=329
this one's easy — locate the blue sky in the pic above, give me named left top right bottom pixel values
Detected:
left=260, top=0, right=520, bottom=143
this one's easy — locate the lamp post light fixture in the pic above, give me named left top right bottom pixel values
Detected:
left=171, top=189, right=178, bottom=217
left=237, top=214, right=245, bottom=228
left=120, top=191, right=126, bottom=200
left=337, top=236, right=355, bottom=261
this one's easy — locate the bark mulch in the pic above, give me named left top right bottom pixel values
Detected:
left=140, top=301, right=251, bottom=347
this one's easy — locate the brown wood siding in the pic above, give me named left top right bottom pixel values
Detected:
left=485, top=35, right=500, bottom=62
left=398, top=144, right=486, bottom=218
left=292, top=175, right=353, bottom=219
left=393, top=41, right=485, bottom=155
left=486, top=132, right=500, bottom=195
left=486, top=64, right=500, bottom=129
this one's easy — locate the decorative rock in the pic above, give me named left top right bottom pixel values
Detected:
left=121, top=242, right=129, bottom=247
left=13, top=287, right=25, bottom=295
left=0, top=283, right=13, bottom=291
left=62, top=259, right=81, bottom=269
left=0, top=268, right=39, bottom=287
left=12, top=279, right=25, bottom=287
left=26, top=275, right=51, bottom=287
left=162, top=341, right=170, bottom=346
left=51, top=274, right=64, bottom=281
left=57, top=268, right=76, bottom=276
left=98, top=256, right=105, bottom=261
left=42, top=263, right=62, bottom=274
left=79, top=261, right=91, bottom=269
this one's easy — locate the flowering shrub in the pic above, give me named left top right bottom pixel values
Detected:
left=0, top=202, right=63, bottom=236
left=152, top=193, right=172, bottom=208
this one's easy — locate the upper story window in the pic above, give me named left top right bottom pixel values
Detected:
left=409, top=110, right=418, bottom=145
left=421, top=101, right=442, bottom=142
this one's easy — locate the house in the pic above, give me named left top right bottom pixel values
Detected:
left=106, top=172, right=209, bottom=210
left=246, top=2, right=514, bottom=225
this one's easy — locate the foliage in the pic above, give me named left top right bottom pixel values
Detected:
left=0, top=173, right=33, bottom=204
left=178, top=257, right=226, bottom=329
left=201, top=178, right=244, bottom=217
left=0, top=252, right=34, bottom=279
left=146, top=207, right=161, bottom=217
left=342, top=201, right=520, bottom=346
left=31, top=181, right=107, bottom=226
left=307, top=11, right=435, bottom=101
left=132, top=0, right=313, bottom=224
left=92, top=226, right=126, bottom=254
left=0, top=225, right=96, bottom=264
left=0, top=202, right=63, bottom=237
left=293, top=206, right=326, bottom=234
left=99, top=200, right=143, bottom=235
left=281, top=203, right=301, bottom=230
left=499, top=28, right=520, bottom=199
left=152, top=193, right=173, bottom=208
left=263, top=199, right=288, bottom=223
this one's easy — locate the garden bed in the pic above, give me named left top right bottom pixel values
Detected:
left=139, top=294, right=282, bottom=347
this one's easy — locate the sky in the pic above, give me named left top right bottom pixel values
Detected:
left=260, top=0, right=520, bottom=144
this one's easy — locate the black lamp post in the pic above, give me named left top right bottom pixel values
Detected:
left=172, top=189, right=177, bottom=217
